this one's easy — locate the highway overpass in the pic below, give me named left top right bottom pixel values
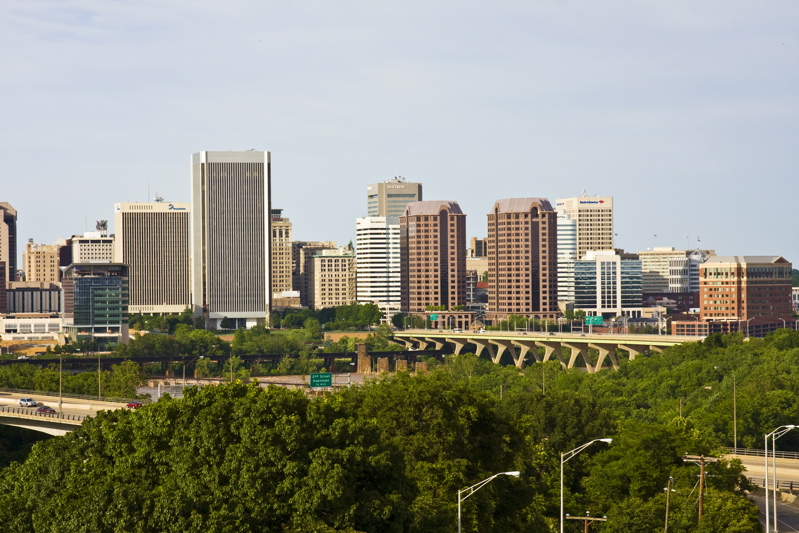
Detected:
left=392, top=329, right=705, bottom=371
left=0, top=391, right=127, bottom=435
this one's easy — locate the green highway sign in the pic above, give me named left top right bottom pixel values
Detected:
left=585, top=316, right=603, bottom=326
left=429, top=313, right=439, bottom=321
left=310, top=372, right=333, bottom=388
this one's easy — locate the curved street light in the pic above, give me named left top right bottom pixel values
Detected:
left=561, top=438, right=612, bottom=533
left=458, top=471, right=520, bottom=533
left=765, top=425, right=797, bottom=533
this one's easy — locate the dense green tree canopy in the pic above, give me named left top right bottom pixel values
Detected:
left=6, top=328, right=797, bottom=531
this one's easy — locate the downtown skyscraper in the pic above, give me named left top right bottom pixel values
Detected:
left=190, top=151, right=271, bottom=329
left=486, top=198, right=559, bottom=322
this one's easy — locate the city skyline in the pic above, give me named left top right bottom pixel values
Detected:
left=3, top=2, right=798, bottom=265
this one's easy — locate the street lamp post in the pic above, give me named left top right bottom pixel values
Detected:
left=746, top=317, right=754, bottom=338
left=780, top=318, right=786, bottom=330
left=560, top=438, right=612, bottom=533
left=457, top=471, right=520, bottom=533
left=765, top=425, right=797, bottom=533
left=678, top=385, right=712, bottom=418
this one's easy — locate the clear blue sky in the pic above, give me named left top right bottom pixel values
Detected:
left=2, top=1, right=797, bottom=264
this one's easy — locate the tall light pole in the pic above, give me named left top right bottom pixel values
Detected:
left=715, top=367, right=738, bottom=453
left=678, top=385, right=712, bottom=418
left=746, top=317, right=754, bottom=338
left=561, top=438, right=612, bottom=533
left=457, top=471, right=520, bottom=533
left=765, top=425, right=797, bottom=533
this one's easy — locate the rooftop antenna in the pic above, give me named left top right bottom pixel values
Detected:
left=154, top=191, right=164, bottom=202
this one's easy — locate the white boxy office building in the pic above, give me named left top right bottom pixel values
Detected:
left=190, top=151, right=271, bottom=329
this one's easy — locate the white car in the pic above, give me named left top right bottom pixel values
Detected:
left=19, top=398, right=37, bottom=407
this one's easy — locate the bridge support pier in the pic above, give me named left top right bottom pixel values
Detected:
left=447, top=338, right=469, bottom=355
left=512, top=341, right=539, bottom=368
left=619, top=344, right=642, bottom=360
left=536, top=341, right=566, bottom=367
left=471, top=339, right=496, bottom=361
left=492, top=340, right=518, bottom=366
left=562, top=342, right=592, bottom=372
left=590, top=343, right=619, bottom=371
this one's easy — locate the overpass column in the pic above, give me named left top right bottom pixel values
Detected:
left=536, top=341, right=566, bottom=368
left=619, top=345, right=642, bottom=360
left=512, top=341, right=539, bottom=369
left=409, top=337, right=431, bottom=351
left=447, top=338, right=468, bottom=355
left=423, top=337, right=445, bottom=351
left=562, top=342, right=592, bottom=372
left=589, top=343, right=619, bottom=371
left=492, top=340, right=518, bottom=366
left=471, top=339, right=496, bottom=361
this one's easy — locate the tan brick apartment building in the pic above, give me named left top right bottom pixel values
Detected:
left=400, top=201, right=468, bottom=326
left=486, top=198, right=559, bottom=323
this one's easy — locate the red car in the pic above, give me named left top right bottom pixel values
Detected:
left=126, top=401, right=143, bottom=409
left=36, top=405, right=56, bottom=415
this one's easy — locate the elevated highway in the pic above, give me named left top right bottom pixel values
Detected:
left=0, top=392, right=126, bottom=435
left=392, top=329, right=704, bottom=371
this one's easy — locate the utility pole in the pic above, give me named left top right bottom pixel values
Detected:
left=683, top=455, right=719, bottom=521
left=664, top=476, right=674, bottom=533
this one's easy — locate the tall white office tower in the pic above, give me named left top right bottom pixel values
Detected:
left=556, top=211, right=578, bottom=306
left=191, top=151, right=271, bottom=329
left=555, top=193, right=614, bottom=260
left=114, top=201, right=191, bottom=315
left=356, top=216, right=401, bottom=319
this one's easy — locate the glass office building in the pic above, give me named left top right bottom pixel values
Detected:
left=61, top=263, right=129, bottom=348
left=573, top=251, right=642, bottom=317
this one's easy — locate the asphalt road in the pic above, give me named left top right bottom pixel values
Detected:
left=750, top=490, right=799, bottom=532
left=734, top=455, right=799, bottom=485
left=0, top=391, right=125, bottom=418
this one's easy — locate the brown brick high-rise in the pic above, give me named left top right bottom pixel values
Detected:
left=400, top=201, right=466, bottom=313
left=487, top=198, right=559, bottom=323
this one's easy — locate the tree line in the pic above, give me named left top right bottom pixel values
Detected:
left=5, top=330, right=798, bottom=531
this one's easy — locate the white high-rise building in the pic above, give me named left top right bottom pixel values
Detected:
left=557, top=211, right=577, bottom=305
left=555, top=193, right=614, bottom=260
left=190, top=151, right=271, bottom=329
left=114, top=201, right=191, bottom=315
left=356, top=216, right=401, bottom=318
